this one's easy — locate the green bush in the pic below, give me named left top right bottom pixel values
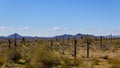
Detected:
left=30, top=45, right=61, bottom=68
left=102, top=55, right=109, bottom=60
left=61, top=57, right=84, bottom=68
left=0, top=56, right=6, bottom=67
left=18, top=59, right=26, bottom=64
left=92, top=58, right=101, bottom=65
left=8, top=49, right=22, bottom=63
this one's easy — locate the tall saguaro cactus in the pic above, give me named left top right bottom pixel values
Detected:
left=83, top=36, right=92, bottom=58
left=68, top=36, right=70, bottom=43
left=61, top=38, right=65, bottom=55
left=100, top=36, right=103, bottom=49
left=8, top=39, right=11, bottom=49
left=87, top=41, right=90, bottom=58
left=14, top=34, right=17, bottom=49
left=55, top=38, right=58, bottom=42
left=50, top=38, right=53, bottom=49
left=74, top=36, right=77, bottom=59
left=62, top=38, right=64, bottom=44
left=110, top=34, right=112, bottom=44
left=22, top=37, right=26, bottom=45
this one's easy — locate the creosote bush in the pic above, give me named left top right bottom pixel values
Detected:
left=29, top=45, right=61, bottom=68
left=8, top=49, right=22, bottom=63
left=0, top=56, right=6, bottom=67
left=61, top=57, right=84, bottom=68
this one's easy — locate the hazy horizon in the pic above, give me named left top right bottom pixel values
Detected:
left=0, top=0, right=120, bottom=36
left=0, top=32, right=118, bottom=37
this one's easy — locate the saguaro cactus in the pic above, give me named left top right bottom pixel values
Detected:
left=22, top=37, right=26, bottom=45
left=8, top=39, right=11, bottom=49
left=14, top=34, right=17, bottom=49
left=74, top=36, right=77, bottom=59
left=50, top=38, right=53, bottom=49
left=83, top=36, right=92, bottom=58
left=100, top=36, right=103, bottom=49
left=62, top=38, right=65, bottom=54
left=62, top=38, right=64, bottom=44
left=110, top=34, right=112, bottom=44
left=67, top=36, right=70, bottom=43
left=55, top=38, right=58, bottom=42
left=81, top=36, right=83, bottom=39
left=87, top=41, right=90, bottom=58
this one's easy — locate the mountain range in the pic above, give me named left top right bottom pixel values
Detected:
left=0, top=33, right=120, bottom=39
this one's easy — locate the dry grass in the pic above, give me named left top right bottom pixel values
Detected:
left=0, top=38, right=120, bottom=68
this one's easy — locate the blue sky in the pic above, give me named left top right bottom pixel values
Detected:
left=0, top=0, right=120, bottom=36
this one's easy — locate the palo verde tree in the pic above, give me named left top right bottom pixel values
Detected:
left=83, top=36, right=93, bottom=58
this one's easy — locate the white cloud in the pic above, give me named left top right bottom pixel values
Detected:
left=19, top=27, right=30, bottom=30
left=113, top=30, right=120, bottom=33
left=0, top=26, right=15, bottom=30
left=52, top=27, right=61, bottom=31
left=0, top=26, right=30, bottom=30
left=9, top=26, right=14, bottom=29
left=0, top=26, right=6, bottom=29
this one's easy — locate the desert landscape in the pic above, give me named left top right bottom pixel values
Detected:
left=0, top=0, right=120, bottom=68
left=0, top=33, right=120, bottom=68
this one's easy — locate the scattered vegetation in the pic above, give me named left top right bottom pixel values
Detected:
left=0, top=56, right=6, bottom=67
left=28, top=45, right=61, bottom=68
left=0, top=34, right=120, bottom=68
left=7, top=49, right=22, bottom=63
left=108, top=55, right=120, bottom=68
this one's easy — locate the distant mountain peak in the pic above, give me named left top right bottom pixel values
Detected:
left=8, top=33, right=22, bottom=38
left=0, top=33, right=120, bottom=39
left=54, top=33, right=96, bottom=39
left=14, top=33, right=19, bottom=35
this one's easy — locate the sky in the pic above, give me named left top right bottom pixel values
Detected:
left=0, top=0, right=120, bottom=37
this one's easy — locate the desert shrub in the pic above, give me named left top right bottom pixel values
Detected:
left=8, top=49, right=22, bottom=63
left=61, top=57, right=84, bottom=68
left=111, top=64, right=120, bottom=68
left=101, top=45, right=110, bottom=51
left=30, top=45, right=61, bottom=68
left=108, top=55, right=120, bottom=68
left=18, top=59, right=26, bottom=64
left=92, top=58, right=101, bottom=65
left=102, top=55, right=109, bottom=60
left=0, top=56, right=6, bottom=67
left=24, top=63, right=33, bottom=68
